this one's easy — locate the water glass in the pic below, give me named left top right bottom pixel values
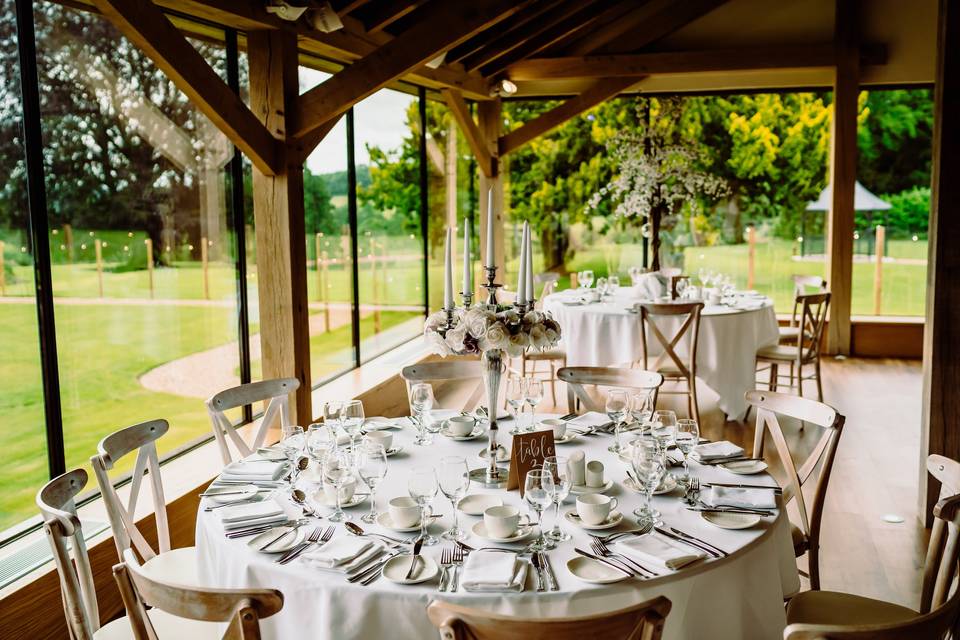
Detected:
left=524, top=469, right=555, bottom=551
left=524, top=379, right=543, bottom=432
left=306, top=423, right=337, bottom=488
left=408, top=466, right=439, bottom=546
left=324, top=450, right=353, bottom=523
left=341, top=399, right=365, bottom=452
left=280, top=425, right=305, bottom=464
left=409, top=382, right=435, bottom=445
left=606, top=389, right=629, bottom=453
left=581, top=269, right=594, bottom=289
left=631, top=437, right=665, bottom=526
left=322, top=401, right=342, bottom=431
left=437, top=456, right=470, bottom=540
left=651, top=410, right=678, bottom=452
left=608, top=275, right=620, bottom=292
left=506, top=377, right=526, bottom=435
left=675, top=418, right=700, bottom=486
left=543, top=456, right=572, bottom=542
left=630, top=389, right=655, bottom=429
left=357, top=441, right=387, bottom=524
left=596, top=276, right=608, bottom=298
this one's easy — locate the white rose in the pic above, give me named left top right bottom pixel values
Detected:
left=479, top=321, right=509, bottom=351
left=424, top=331, right=452, bottom=356
left=528, top=324, right=549, bottom=350
left=500, top=309, right=520, bottom=325
left=444, top=324, right=468, bottom=352
left=463, top=307, right=493, bottom=338
left=505, top=332, right=530, bottom=357
left=424, top=311, right=448, bottom=332
left=544, top=328, right=560, bottom=345
left=523, top=310, right=544, bottom=326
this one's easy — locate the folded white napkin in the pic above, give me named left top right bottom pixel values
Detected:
left=631, top=272, right=667, bottom=300
left=302, top=537, right=373, bottom=568
left=220, top=460, right=288, bottom=482
left=219, top=500, right=284, bottom=524
left=736, top=299, right=765, bottom=310
left=706, top=486, right=777, bottom=510
left=363, top=417, right=398, bottom=431
left=616, top=532, right=705, bottom=571
left=568, top=411, right=613, bottom=428
left=693, top=441, right=744, bottom=461
left=461, top=551, right=525, bottom=591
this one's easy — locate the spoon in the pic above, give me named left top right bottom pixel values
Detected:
left=291, top=488, right=319, bottom=517
left=345, top=522, right=413, bottom=545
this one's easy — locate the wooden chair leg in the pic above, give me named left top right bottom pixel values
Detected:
left=549, top=362, right=557, bottom=406
left=796, top=362, right=804, bottom=398
left=769, top=363, right=779, bottom=392
left=808, top=545, right=820, bottom=590
left=690, top=376, right=701, bottom=424
left=815, top=357, right=824, bottom=402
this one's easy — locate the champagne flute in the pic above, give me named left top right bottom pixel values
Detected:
left=631, top=437, right=665, bottom=527
left=524, top=379, right=543, bottom=432
left=357, top=441, right=387, bottom=524
left=605, top=389, right=629, bottom=453
left=437, top=456, right=470, bottom=541
left=323, top=449, right=353, bottom=523
left=306, top=422, right=337, bottom=489
left=409, top=382, right=435, bottom=445
left=675, top=418, right=700, bottom=487
left=506, top=377, right=526, bottom=436
left=543, top=456, right=572, bottom=542
left=408, top=466, right=439, bottom=546
left=341, top=399, right=365, bottom=454
left=524, top=469, right=555, bottom=551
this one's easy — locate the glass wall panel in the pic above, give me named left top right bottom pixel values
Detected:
left=35, top=2, right=240, bottom=470
left=355, top=88, right=424, bottom=359
left=0, top=0, right=48, bottom=533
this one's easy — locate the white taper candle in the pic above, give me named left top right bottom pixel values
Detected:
left=444, top=227, right=454, bottom=310
left=462, top=217, right=472, bottom=298
left=525, top=222, right=534, bottom=303
left=516, top=223, right=528, bottom=305
left=485, top=188, right=495, bottom=269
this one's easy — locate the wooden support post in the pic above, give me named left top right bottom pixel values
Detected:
left=825, top=0, right=860, bottom=355
left=64, top=224, right=73, bottom=263
left=0, top=240, right=5, bottom=296
left=446, top=118, right=458, bottom=230
left=201, top=236, right=210, bottom=300
left=315, top=232, right=323, bottom=304
left=921, top=0, right=960, bottom=524
left=477, top=97, right=505, bottom=278
left=370, top=236, right=381, bottom=333
left=245, top=224, right=254, bottom=264
left=145, top=238, right=154, bottom=299
left=873, top=225, right=885, bottom=315
left=747, top=226, right=756, bottom=289
left=321, top=250, right=330, bottom=332
left=248, top=30, right=312, bottom=424
left=95, top=239, right=104, bottom=298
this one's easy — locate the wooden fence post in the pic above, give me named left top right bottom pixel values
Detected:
left=321, top=249, right=330, bottom=332
left=95, top=238, right=104, bottom=298
left=370, top=236, right=381, bottom=333
left=201, top=236, right=210, bottom=299
left=0, top=240, right=5, bottom=296
left=873, top=224, right=885, bottom=315
left=64, top=223, right=73, bottom=263
left=145, top=238, right=154, bottom=299
left=315, top=232, right=322, bottom=302
left=747, top=226, right=756, bottom=289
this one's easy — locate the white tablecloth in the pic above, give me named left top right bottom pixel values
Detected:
left=196, top=415, right=799, bottom=640
left=542, top=292, right=779, bottom=420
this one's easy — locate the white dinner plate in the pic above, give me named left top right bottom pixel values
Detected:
left=477, top=445, right=510, bottom=462
left=440, top=423, right=485, bottom=441
left=204, top=484, right=260, bottom=504
left=376, top=512, right=423, bottom=533
left=564, top=509, right=623, bottom=530
left=567, top=556, right=630, bottom=584
left=623, top=475, right=678, bottom=496
left=552, top=431, right=580, bottom=445
left=318, top=493, right=368, bottom=509
left=382, top=554, right=439, bottom=585
left=247, top=525, right=305, bottom=553
left=569, top=479, right=614, bottom=495
left=701, top=511, right=761, bottom=530
left=471, top=521, right=535, bottom=543
left=457, top=494, right=503, bottom=516
left=720, top=459, right=768, bottom=475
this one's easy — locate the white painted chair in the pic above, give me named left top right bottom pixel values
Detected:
left=91, top=419, right=200, bottom=587
left=557, top=366, right=663, bottom=414
left=205, top=378, right=299, bottom=465
left=114, top=548, right=283, bottom=640
left=746, top=390, right=845, bottom=590
left=401, top=360, right=489, bottom=413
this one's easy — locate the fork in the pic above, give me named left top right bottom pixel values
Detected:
left=450, top=544, right=465, bottom=592
left=591, top=523, right=653, bottom=543
left=591, top=538, right=655, bottom=577
left=438, top=548, right=453, bottom=592
left=278, top=526, right=333, bottom=564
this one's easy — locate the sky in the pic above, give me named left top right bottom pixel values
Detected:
left=299, top=67, right=415, bottom=175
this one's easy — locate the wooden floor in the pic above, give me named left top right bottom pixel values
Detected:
left=528, top=356, right=927, bottom=608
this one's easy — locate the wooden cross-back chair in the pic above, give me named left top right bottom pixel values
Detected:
left=91, top=419, right=199, bottom=586
left=206, top=377, right=299, bottom=465
left=639, top=301, right=704, bottom=422
left=746, top=390, right=845, bottom=591
left=426, top=596, right=671, bottom=640
left=114, top=548, right=284, bottom=640
left=401, top=360, right=488, bottom=413
left=757, top=293, right=830, bottom=401
left=783, top=455, right=960, bottom=639
left=780, top=275, right=828, bottom=343
left=557, top=366, right=663, bottom=415
left=508, top=272, right=566, bottom=405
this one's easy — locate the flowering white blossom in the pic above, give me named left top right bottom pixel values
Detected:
left=505, top=332, right=530, bottom=358
left=479, top=321, right=510, bottom=351
left=463, top=307, right=494, bottom=338
left=424, top=331, right=452, bottom=356
left=444, top=323, right=468, bottom=352
left=528, top=324, right=550, bottom=350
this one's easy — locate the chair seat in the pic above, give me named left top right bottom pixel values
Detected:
left=525, top=348, right=566, bottom=362
left=779, top=325, right=801, bottom=340
left=95, top=609, right=223, bottom=639
left=786, top=590, right=918, bottom=628
left=655, top=366, right=689, bottom=379
left=791, top=523, right=808, bottom=556
left=142, top=546, right=201, bottom=586
left=756, top=344, right=810, bottom=363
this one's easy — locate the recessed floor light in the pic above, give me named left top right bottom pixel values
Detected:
left=882, top=514, right=904, bottom=523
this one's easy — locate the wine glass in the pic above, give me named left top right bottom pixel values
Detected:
left=608, top=274, right=620, bottom=292
left=631, top=437, right=665, bottom=526
left=524, top=469, right=555, bottom=551
left=524, top=379, right=543, bottom=432
left=323, top=449, right=353, bottom=523
left=409, top=382, right=435, bottom=445
left=437, top=456, right=470, bottom=541
left=651, top=410, right=678, bottom=453
left=341, top=399, right=365, bottom=453
left=357, top=441, right=387, bottom=524
left=506, top=377, right=526, bottom=435
left=543, top=456, right=572, bottom=542
left=322, top=401, right=342, bottom=433
left=630, top=389, right=655, bottom=431
left=596, top=276, right=608, bottom=299
left=306, top=423, right=337, bottom=489
left=581, top=269, right=594, bottom=289
left=605, top=389, right=629, bottom=453
left=408, top=466, right=439, bottom=546
left=675, top=418, right=700, bottom=487
left=280, top=424, right=305, bottom=463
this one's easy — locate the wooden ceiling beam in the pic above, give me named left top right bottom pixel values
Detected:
left=91, top=0, right=280, bottom=175
left=538, top=0, right=640, bottom=57
left=446, top=0, right=566, bottom=66
left=293, top=113, right=344, bottom=164
left=294, top=0, right=522, bottom=140
left=498, top=77, right=639, bottom=156
left=507, top=44, right=888, bottom=80
left=332, top=0, right=374, bottom=16
left=442, top=89, right=494, bottom=178
left=598, top=0, right=730, bottom=55
left=356, top=0, right=426, bottom=34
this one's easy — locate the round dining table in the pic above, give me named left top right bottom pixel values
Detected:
left=542, top=290, right=780, bottom=421
left=196, top=413, right=800, bottom=640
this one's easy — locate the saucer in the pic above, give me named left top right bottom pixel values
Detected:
left=247, top=525, right=305, bottom=553
left=553, top=432, right=580, bottom=445
left=567, top=556, right=630, bottom=584
left=457, top=494, right=503, bottom=516
left=319, top=493, right=368, bottom=509
left=382, top=554, right=439, bottom=585
left=564, top=510, right=623, bottom=530
left=376, top=511, right=423, bottom=532
left=701, top=511, right=761, bottom=530
left=477, top=445, right=510, bottom=462
left=440, top=423, right=484, bottom=441
left=204, top=484, right=260, bottom=504
left=623, top=475, right=678, bottom=496
left=471, top=520, right=534, bottom=543
left=569, top=479, right=614, bottom=495
left=720, top=459, right=768, bottom=475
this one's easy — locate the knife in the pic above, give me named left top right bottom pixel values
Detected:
left=405, top=537, right=424, bottom=580
left=573, top=548, right=633, bottom=577
left=531, top=552, right=546, bottom=592
left=539, top=552, right=559, bottom=591
left=703, top=482, right=782, bottom=494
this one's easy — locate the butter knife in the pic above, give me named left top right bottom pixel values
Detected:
left=405, top=537, right=424, bottom=580
left=539, top=552, right=559, bottom=591
left=531, top=552, right=546, bottom=592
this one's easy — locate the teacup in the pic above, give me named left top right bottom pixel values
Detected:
left=576, top=494, right=619, bottom=525
left=483, top=505, right=529, bottom=539
left=708, top=289, right=722, bottom=305
left=364, top=431, right=392, bottom=451
left=539, top=418, right=566, bottom=440
left=323, top=476, right=356, bottom=504
left=447, top=415, right=477, bottom=437
left=585, top=460, right=605, bottom=487
left=388, top=496, right=421, bottom=528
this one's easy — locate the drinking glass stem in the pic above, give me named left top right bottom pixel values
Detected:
left=368, top=485, right=377, bottom=519
left=420, top=503, right=429, bottom=539
left=335, top=484, right=342, bottom=519
left=450, top=498, right=459, bottom=533
left=552, top=501, right=563, bottom=535
left=615, top=420, right=622, bottom=450
left=682, top=455, right=690, bottom=482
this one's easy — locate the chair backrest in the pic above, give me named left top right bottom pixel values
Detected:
left=114, top=548, right=284, bottom=640
left=557, top=366, right=664, bottom=414
left=427, top=596, right=671, bottom=640
left=37, top=469, right=99, bottom=640
left=790, top=275, right=828, bottom=326
left=535, top=272, right=560, bottom=301
left=206, top=378, right=300, bottom=465
left=746, top=391, right=844, bottom=562
left=784, top=489, right=960, bottom=639
left=669, top=275, right=690, bottom=300
left=789, top=293, right=830, bottom=363
left=640, top=302, right=704, bottom=380
left=90, top=419, right=171, bottom=564
left=401, top=360, right=486, bottom=412
left=921, top=454, right=960, bottom=613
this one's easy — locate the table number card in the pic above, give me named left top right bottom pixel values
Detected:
left=507, top=430, right=556, bottom=496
